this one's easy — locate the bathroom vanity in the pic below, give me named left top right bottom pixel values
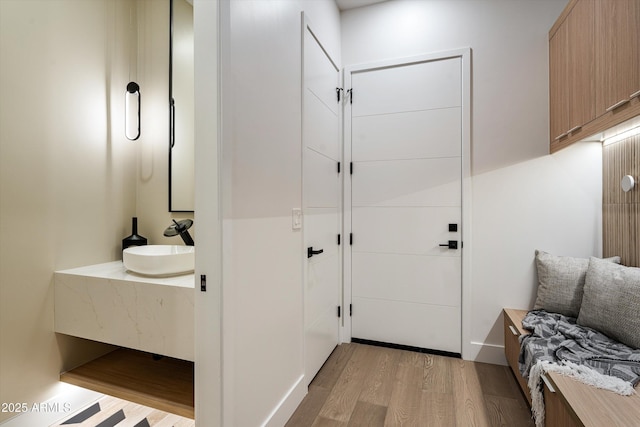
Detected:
left=54, top=261, right=194, bottom=361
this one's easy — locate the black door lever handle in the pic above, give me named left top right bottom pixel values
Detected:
left=307, top=247, right=324, bottom=258
left=439, top=240, right=458, bottom=250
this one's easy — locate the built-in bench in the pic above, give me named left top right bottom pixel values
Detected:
left=503, top=308, right=640, bottom=427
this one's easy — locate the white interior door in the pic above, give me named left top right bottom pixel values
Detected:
left=349, top=56, right=462, bottom=354
left=303, top=19, right=341, bottom=384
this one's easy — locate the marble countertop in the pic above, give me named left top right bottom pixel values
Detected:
left=55, top=261, right=195, bottom=288
left=55, top=261, right=195, bottom=360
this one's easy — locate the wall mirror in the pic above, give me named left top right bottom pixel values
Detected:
left=169, top=0, right=195, bottom=212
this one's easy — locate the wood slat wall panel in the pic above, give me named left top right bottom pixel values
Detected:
left=603, top=134, right=640, bottom=267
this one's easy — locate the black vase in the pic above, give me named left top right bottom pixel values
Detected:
left=122, top=217, right=148, bottom=252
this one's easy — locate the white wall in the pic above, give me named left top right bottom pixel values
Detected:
left=219, top=0, right=340, bottom=425
left=0, top=0, right=137, bottom=422
left=341, top=0, right=602, bottom=363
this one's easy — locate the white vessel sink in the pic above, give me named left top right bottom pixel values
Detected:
left=123, top=245, right=194, bottom=276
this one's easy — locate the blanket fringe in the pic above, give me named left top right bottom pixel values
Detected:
left=528, top=360, right=635, bottom=427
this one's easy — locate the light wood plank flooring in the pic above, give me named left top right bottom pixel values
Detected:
left=286, top=343, right=533, bottom=427
left=51, top=394, right=194, bottom=427
left=60, top=349, right=194, bottom=419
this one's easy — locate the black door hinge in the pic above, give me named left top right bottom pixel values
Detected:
left=200, top=275, right=207, bottom=292
left=336, top=87, right=343, bottom=102
left=338, top=306, right=341, bottom=318
left=349, top=233, right=353, bottom=245
left=350, top=162, right=353, bottom=175
left=338, top=234, right=341, bottom=245
left=337, top=161, right=341, bottom=174
left=349, top=303, right=352, bottom=316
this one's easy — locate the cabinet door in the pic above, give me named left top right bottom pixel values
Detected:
left=549, top=0, right=595, bottom=144
left=596, top=0, right=640, bottom=114
left=567, top=0, right=596, bottom=131
left=549, top=23, right=569, bottom=142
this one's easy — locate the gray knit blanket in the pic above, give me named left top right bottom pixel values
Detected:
left=518, top=310, right=640, bottom=385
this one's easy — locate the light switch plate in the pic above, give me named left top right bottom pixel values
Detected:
left=292, top=208, right=302, bottom=230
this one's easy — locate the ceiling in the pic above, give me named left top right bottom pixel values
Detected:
left=335, top=0, right=388, bottom=11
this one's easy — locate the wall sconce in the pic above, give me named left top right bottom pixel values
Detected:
left=621, top=175, right=635, bottom=192
left=125, top=81, right=140, bottom=140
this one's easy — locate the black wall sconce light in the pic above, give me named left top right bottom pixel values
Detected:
left=125, top=81, right=140, bottom=140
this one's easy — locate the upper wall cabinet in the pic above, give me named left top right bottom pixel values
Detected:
left=549, top=0, right=640, bottom=153
left=595, top=0, right=640, bottom=115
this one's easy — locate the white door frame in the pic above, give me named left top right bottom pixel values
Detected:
left=342, top=48, right=472, bottom=360
left=193, top=0, right=222, bottom=426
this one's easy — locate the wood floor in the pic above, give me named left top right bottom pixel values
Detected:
left=60, top=349, right=194, bottom=419
left=51, top=394, right=194, bottom=427
left=58, top=344, right=531, bottom=426
left=286, top=343, right=534, bottom=427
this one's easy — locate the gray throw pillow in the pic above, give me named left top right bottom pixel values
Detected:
left=533, top=250, right=620, bottom=318
left=577, top=257, right=640, bottom=349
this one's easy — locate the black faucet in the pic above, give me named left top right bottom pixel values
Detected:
left=164, top=219, right=194, bottom=246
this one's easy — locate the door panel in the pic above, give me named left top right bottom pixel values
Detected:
left=305, top=208, right=339, bottom=258
left=352, top=157, right=461, bottom=207
left=352, top=108, right=461, bottom=161
left=304, top=92, right=341, bottom=161
left=351, top=297, right=461, bottom=353
left=303, top=22, right=341, bottom=385
left=306, top=150, right=340, bottom=208
left=352, top=207, right=460, bottom=256
left=350, top=56, right=462, bottom=353
left=305, top=303, right=340, bottom=383
left=351, top=58, right=461, bottom=117
left=306, top=251, right=340, bottom=326
left=352, top=253, right=461, bottom=307
left=305, top=32, right=339, bottom=117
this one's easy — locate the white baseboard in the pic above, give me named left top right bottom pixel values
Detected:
left=0, top=384, right=102, bottom=427
left=466, top=341, right=507, bottom=365
left=262, top=375, right=307, bottom=427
